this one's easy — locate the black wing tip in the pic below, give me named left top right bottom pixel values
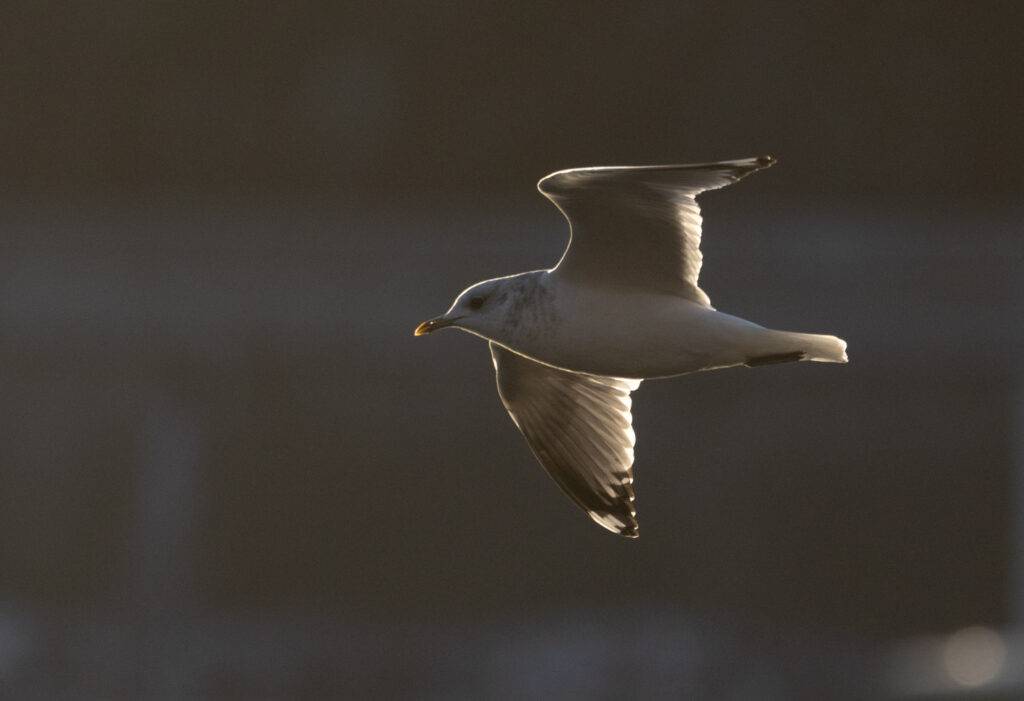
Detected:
left=721, top=155, right=776, bottom=185
left=734, top=154, right=776, bottom=176
left=614, top=522, right=640, bottom=538
left=589, top=509, right=640, bottom=538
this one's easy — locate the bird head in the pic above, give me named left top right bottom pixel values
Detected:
left=414, top=277, right=509, bottom=339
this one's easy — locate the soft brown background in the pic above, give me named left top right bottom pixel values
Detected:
left=1, top=2, right=1022, bottom=699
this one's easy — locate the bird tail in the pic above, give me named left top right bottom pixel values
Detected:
left=792, top=332, right=848, bottom=363
left=744, top=330, right=848, bottom=367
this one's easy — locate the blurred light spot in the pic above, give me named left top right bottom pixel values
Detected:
left=943, top=626, right=1006, bottom=687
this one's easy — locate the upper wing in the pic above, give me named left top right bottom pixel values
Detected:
left=490, top=342, right=642, bottom=537
left=538, top=156, right=775, bottom=306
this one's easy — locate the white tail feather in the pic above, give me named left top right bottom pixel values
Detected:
left=794, top=332, right=848, bottom=363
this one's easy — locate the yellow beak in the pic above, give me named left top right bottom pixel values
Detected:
left=414, top=316, right=459, bottom=336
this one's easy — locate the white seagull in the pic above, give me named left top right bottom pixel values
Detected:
left=415, top=157, right=847, bottom=537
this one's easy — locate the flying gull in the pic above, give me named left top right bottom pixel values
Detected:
left=415, top=157, right=847, bottom=537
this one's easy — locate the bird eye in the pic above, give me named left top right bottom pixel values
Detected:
left=468, top=296, right=485, bottom=310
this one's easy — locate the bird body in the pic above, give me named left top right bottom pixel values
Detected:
left=416, top=157, right=847, bottom=537
left=470, top=270, right=845, bottom=379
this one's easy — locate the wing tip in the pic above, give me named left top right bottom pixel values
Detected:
left=589, top=509, right=640, bottom=538
left=616, top=522, right=640, bottom=538
left=733, top=155, right=776, bottom=179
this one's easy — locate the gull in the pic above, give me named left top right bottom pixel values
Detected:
left=415, top=157, right=847, bottom=537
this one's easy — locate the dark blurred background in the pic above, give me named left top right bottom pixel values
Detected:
left=1, top=2, right=1022, bottom=699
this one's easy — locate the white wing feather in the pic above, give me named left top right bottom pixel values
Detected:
left=539, top=156, right=776, bottom=306
left=490, top=342, right=642, bottom=537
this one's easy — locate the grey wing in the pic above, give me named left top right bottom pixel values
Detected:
left=538, top=156, right=775, bottom=306
left=490, top=342, right=642, bottom=537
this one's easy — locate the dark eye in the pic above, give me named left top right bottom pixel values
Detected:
left=467, top=295, right=485, bottom=310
